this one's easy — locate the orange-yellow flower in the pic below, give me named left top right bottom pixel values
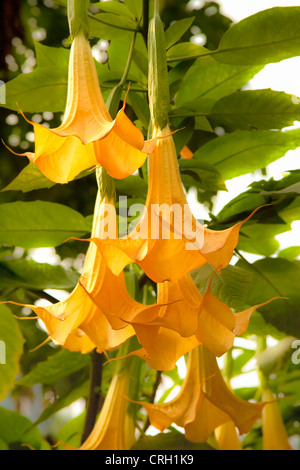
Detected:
left=262, top=388, right=293, bottom=450
left=90, top=125, right=260, bottom=283
left=214, top=421, right=243, bottom=450
left=78, top=365, right=135, bottom=450
left=4, top=187, right=168, bottom=353
left=12, top=32, right=155, bottom=184
left=98, top=274, right=276, bottom=370
left=138, top=346, right=265, bottom=442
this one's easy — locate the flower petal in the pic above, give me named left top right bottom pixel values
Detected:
left=214, top=421, right=243, bottom=450
left=79, top=370, right=134, bottom=450
left=127, top=326, right=199, bottom=371
left=262, top=388, right=293, bottom=450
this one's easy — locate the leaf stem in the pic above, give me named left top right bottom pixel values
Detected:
left=105, top=31, right=137, bottom=117
left=119, top=31, right=137, bottom=88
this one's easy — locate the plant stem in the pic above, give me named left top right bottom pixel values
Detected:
left=119, top=31, right=137, bottom=88
left=223, top=348, right=234, bottom=387
left=28, top=289, right=60, bottom=304
left=142, top=0, right=149, bottom=45
left=142, top=370, right=162, bottom=433
left=256, top=336, right=268, bottom=393
left=81, top=349, right=104, bottom=443
left=106, top=31, right=137, bottom=118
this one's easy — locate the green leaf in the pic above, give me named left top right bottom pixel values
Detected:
left=165, top=17, right=195, bottom=49
left=191, top=264, right=253, bottom=312
left=238, top=223, right=290, bottom=257
left=124, top=0, right=143, bottom=20
left=209, top=89, right=300, bottom=131
left=216, top=7, right=300, bottom=65
left=34, top=41, right=70, bottom=69
left=194, top=129, right=300, bottom=180
left=217, top=193, right=267, bottom=221
left=260, top=182, right=300, bottom=197
left=278, top=246, right=300, bottom=260
left=174, top=56, right=260, bottom=109
left=114, top=175, right=148, bottom=198
left=34, top=380, right=89, bottom=426
left=1, top=163, right=56, bottom=193
left=0, top=258, right=78, bottom=290
left=217, top=170, right=300, bottom=220
left=231, top=348, right=256, bottom=378
left=178, top=159, right=227, bottom=192
left=88, top=12, right=139, bottom=39
left=0, top=438, right=9, bottom=450
left=0, top=407, right=51, bottom=450
left=0, top=305, right=24, bottom=401
left=132, top=431, right=214, bottom=450
left=17, top=349, right=90, bottom=388
left=106, top=34, right=147, bottom=85
left=57, top=412, right=85, bottom=449
left=1, top=163, right=93, bottom=193
left=167, top=8, right=300, bottom=67
left=127, top=92, right=150, bottom=128
left=1, top=40, right=70, bottom=112
left=2, top=67, right=67, bottom=113
left=0, top=201, right=90, bottom=249
left=256, top=337, right=295, bottom=376
left=279, top=197, right=300, bottom=224
left=93, top=1, right=134, bottom=18
left=246, top=311, right=284, bottom=339
left=167, top=42, right=209, bottom=62
left=239, top=258, right=300, bottom=337
left=93, top=12, right=137, bottom=30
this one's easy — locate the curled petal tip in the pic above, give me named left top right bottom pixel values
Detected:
left=1, top=138, right=33, bottom=160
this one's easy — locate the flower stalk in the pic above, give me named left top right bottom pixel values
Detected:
left=148, top=1, right=170, bottom=129
left=67, top=0, right=90, bottom=40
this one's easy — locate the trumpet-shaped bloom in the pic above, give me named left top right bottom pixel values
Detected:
left=214, top=421, right=243, bottom=450
left=79, top=367, right=135, bottom=450
left=90, top=125, right=261, bottom=283
left=12, top=32, right=155, bottom=183
left=138, top=346, right=265, bottom=442
left=4, top=190, right=173, bottom=353
left=262, top=388, right=293, bottom=450
left=99, top=273, right=276, bottom=370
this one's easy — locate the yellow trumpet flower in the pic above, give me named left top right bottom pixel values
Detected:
left=214, top=421, right=243, bottom=450
left=262, top=388, right=293, bottom=450
left=3, top=182, right=170, bottom=353
left=12, top=32, right=155, bottom=184
left=138, top=346, right=265, bottom=442
left=90, top=125, right=261, bottom=283
left=79, top=367, right=135, bottom=450
left=93, top=273, right=276, bottom=371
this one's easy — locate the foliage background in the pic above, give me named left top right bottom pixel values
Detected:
left=0, top=0, right=299, bottom=450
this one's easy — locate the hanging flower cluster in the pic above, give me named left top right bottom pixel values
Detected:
left=4, top=0, right=292, bottom=452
